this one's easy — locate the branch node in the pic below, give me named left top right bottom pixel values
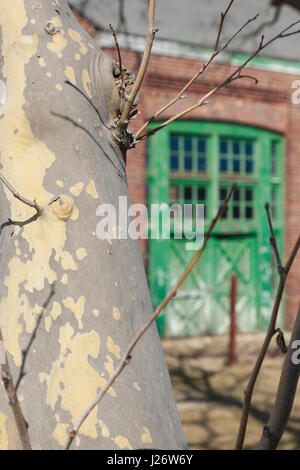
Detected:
left=109, top=23, right=124, bottom=89
left=126, top=355, right=132, bottom=365
left=0, top=172, right=44, bottom=216
left=45, top=22, right=59, bottom=35
left=265, top=202, right=284, bottom=276
left=259, top=34, right=265, bottom=48
left=262, top=425, right=277, bottom=442
left=274, top=328, right=288, bottom=354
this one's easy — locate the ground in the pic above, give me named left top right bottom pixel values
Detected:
left=161, top=332, right=300, bottom=450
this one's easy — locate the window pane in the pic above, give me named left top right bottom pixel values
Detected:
left=245, top=189, right=253, bottom=201
left=198, top=139, right=206, bottom=153
left=184, top=186, right=192, bottom=201
left=184, top=156, right=192, bottom=171
left=246, top=159, right=253, bottom=173
left=218, top=138, right=255, bottom=175
left=271, top=156, right=276, bottom=176
left=245, top=142, right=253, bottom=156
left=245, top=206, right=253, bottom=219
left=220, top=158, right=228, bottom=172
left=184, top=136, right=192, bottom=152
left=271, top=140, right=278, bottom=157
left=170, top=135, right=179, bottom=151
left=233, top=206, right=240, bottom=219
left=233, top=189, right=240, bottom=201
left=233, top=141, right=240, bottom=155
left=220, top=140, right=228, bottom=154
left=170, top=155, right=179, bottom=170
left=233, top=159, right=240, bottom=173
left=198, top=157, right=206, bottom=172
left=218, top=187, right=256, bottom=221
left=271, top=142, right=278, bottom=176
left=271, top=187, right=276, bottom=218
left=220, top=187, right=229, bottom=219
left=271, top=188, right=276, bottom=203
left=220, top=188, right=227, bottom=200
left=170, top=134, right=208, bottom=173
left=197, top=187, right=206, bottom=201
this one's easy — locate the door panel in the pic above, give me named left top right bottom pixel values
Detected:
left=162, top=235, right=258, bottom=336
left=212, top=235, right=258, bottom=333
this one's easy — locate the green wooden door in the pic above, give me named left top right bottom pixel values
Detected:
left=147, top=121, right=284, bottom=337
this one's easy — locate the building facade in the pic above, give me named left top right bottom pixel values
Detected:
left=69, top=0, right=300, bottom=336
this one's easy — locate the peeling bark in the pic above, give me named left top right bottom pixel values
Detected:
left=0, top=0, right=186, bottom=450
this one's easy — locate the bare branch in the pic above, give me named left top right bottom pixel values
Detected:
left=15, top=285, right=55, bottom=392
left=278, top=18, right=300, bottom=36
left=135, top=1, right=258, bottom=140
left=0, top=328, right=31, bottom=450
left=118, top=0, right=157, bottom=129
left=214, top=0, right=235, bottom=52
left=109, top=23, right=124, bottom=89
left=256, top=300, right=300, bottom=449
left=0, top=172, right=44, bottom=216
left=135, top=19, right=300, bottom=144
left=64, top=184, right=237, bottom=450
left=235, top=207, right=300, bottom=450
left=219, top=13, right=260, bottom=53
left=243, top=5, right=282, bottom=40
left=265, top=202, right=285, bottom=278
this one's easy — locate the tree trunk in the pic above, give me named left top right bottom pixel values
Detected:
left=0, top=0, right=186, bottom=450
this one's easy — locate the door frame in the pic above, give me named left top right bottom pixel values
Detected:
left=146, top=120, right=284, bottom=336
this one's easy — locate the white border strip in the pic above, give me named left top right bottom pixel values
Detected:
left=96, top=31, right=300, bottom=76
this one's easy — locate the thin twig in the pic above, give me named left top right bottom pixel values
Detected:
left=109, top=23, right=124, bottom=89
left=243, top=4, right=282, bottom=40
left=118, top=0, right=157, bottom=129
left=235, top=204, right=300, bottom=449
left=0, top=328, right=31, bottom=450
left=0, top=172, right=43, bottom=216
left=214, top=0, right=234, bottom=51
left=64, top=184, right=236, bottom=450
left=134, top=19, right=300, bottom=144
left=15, top=285, right=55, bottom=392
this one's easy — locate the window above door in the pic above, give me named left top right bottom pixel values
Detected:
left=147, top=120, right=284, bottom=235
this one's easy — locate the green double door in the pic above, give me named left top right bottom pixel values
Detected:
left=147, top=121, right=284, bottom=337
